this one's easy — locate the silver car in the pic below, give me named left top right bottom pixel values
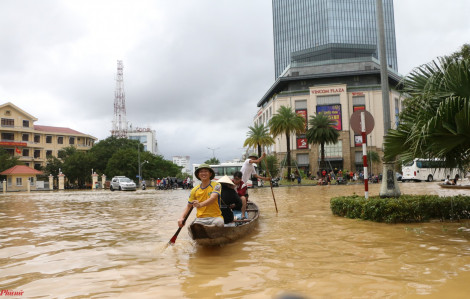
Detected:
left=110, top=176, right=136, bottom=191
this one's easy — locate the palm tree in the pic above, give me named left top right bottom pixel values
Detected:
left=384, top=55, right=470, bottom=171
left=243, top=123, right=275, bottom=158
left=306, top=113, right=340, bottom=178
left=268, top=106, right=306, bottom=179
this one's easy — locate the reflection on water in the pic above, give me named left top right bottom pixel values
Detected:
left=1, top=183, right=469, bottom=298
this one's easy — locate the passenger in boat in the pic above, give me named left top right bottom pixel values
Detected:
left=218, top=175, right=243, bottom=223
left=232, top=171, right=248, bottom=219
left=177, top=164, right=224, bottom=228
left=452, top=174, right=460, bottom=185
left=444, top=175, right=451, bottom=185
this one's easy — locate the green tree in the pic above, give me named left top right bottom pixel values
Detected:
left=62, top=151, right=96, bottom=187
left=449, top=43, right=470, bottom=61
left=58, top=146, right=78, bottom=160
left=265, top=154, right=279, bottom=178
left=384, top=55, right=470, bottom=170
left=0, top=148, right=20, bottom=179
left=268, top=106, right=306, bottom=179
left=204, top=157, right=220, bottom=165
left=89, top=136, right=141, bottom=174
left=243, top=123, right=275, bottom=158
left=44, top=156, right=63, bottom=176
left=306, top=113, right=340, bottom=177
left=105, top=148, right=139, bottom=180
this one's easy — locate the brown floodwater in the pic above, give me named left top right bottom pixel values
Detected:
left=1, top=182, right=470, bottom=298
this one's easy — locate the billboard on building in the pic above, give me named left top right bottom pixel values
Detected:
left=316, top=105, right=342, bottom=130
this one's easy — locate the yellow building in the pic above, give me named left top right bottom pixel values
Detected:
left=0, top=165, right=43, bottom=191
left=0, top=102, right=97, bottom=169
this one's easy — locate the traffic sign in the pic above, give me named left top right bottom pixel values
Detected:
left=350, top=110, right=374, bottom=134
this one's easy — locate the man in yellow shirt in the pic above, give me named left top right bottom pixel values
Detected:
left=178, top=164, right=224, bottom=228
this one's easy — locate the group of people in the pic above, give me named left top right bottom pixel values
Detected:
left=177, top=153, right=271, bottom=228
left=444, top=174, right=460, bottom=185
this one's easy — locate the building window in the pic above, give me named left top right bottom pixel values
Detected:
left=34, top=150, right=41, bottom=158
left=297, top=153, right=309, bottom=166
left=46, top=135, right=52, bottom=143
left=46, top=150, right=53, bottom=157
left=34, top=163, right=42, bottom=170
left=16, top=178, right=22, bottom=186
left=1, top=118, right=14, bottom=127
left=58, top=136, right=64, bottom=144
left=23, top=120, right=30, bottom=127
left=317, top=95, right=340, bottom=105
left=22, top=149, right=29, bottom=157
left=321, top=141, right=343, bottom=158
left=7, top=177, right=12, bottom=186
left=1, top=132, right=14, bottom=140
left=34, top=135, right=41, bottom=143
left=69, top=137, right=75, bottom=145
left=22, top=134, right=29, bottom=142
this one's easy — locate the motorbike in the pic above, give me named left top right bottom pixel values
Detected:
left=271, top=177, right=280, bottom=187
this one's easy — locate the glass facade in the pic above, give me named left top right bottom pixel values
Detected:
left=272, top=0, right=398, bottom=78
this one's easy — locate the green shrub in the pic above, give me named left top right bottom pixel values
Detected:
left=330, top=195, right=470, bottom=223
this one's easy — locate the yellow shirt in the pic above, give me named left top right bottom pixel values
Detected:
left=189, top=181, right=222, bottom=219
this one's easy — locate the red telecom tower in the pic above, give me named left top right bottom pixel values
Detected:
left=111, top=60, right=128, bottom=138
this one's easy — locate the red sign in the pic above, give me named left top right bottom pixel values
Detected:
left=352, top=92, right=365, bottom=96
left=297, top=138, right=308, bottom=149
left=353, top=105, right=365, bottom=112
left=0, top=142, right=27, bottom=147
left=296, top=109, right=308, bottom=132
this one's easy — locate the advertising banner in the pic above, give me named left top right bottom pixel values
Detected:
left=316, top=105, right=342, bottom=130
left=296, top=109, right=308, bottom=132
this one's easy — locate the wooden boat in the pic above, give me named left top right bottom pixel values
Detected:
left=188, top=201, right=259, bottom=246
left=439, top=183, right=470, bottom=189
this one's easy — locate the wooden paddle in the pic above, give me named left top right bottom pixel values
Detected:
left=263, top=156, right=278, bottom=213
left=168, top=206, right=193, bottom=244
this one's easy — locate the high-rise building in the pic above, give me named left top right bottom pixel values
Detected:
left=173, top=156, right=191, bottom=174
left=128, top=126, right=158, bottom=155
left=256, top=0, right=403, bottom=175
left=272, top=0, right=398, bottom=78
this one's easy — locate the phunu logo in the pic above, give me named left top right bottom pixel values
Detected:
left=0, top=290, right=24, bottom=296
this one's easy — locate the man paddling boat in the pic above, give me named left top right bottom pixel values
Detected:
left=177, top=164, right=224, bottom=228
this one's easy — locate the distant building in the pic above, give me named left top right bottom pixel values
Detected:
left=0, top=102, right=96, bottom=170
left=128, top=126, right=158, bottom=155
left=173, top=156, right=190, bottom=174
left=272, top=0, right=398, bottom=78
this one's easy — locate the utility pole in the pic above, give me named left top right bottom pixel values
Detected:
left=376, top=0, right=391, bottom=135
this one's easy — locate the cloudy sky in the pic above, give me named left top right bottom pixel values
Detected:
left=1, top=0, right=469, bottom=165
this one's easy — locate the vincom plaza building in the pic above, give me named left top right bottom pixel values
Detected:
left=256, top=0, right=402, bottom=176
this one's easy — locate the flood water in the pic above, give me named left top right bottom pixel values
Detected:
left=1, top=182, right=470, bottom=298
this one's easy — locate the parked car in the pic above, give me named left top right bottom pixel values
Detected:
left=110, top=176, right=136, bottom=191
left=396, top=172, right=403, bottom=181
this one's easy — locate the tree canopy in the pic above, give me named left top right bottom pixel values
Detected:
left=243, top=123, right=275, bottom=158
left=384, top=53, right=470, bottom=170
left=268, top=106, right=306, bottom=178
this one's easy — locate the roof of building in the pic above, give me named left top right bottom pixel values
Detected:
left=0, top=165, right=44, bottom=175
left=0, top=102, right=38, bottom=121
left=34, top=125, right=86, bottom=136
left=257, top=57, right=404, bottom=107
